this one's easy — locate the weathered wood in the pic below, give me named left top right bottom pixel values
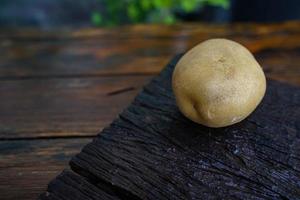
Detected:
left=1, top=46, right=300, bottom=140
left=1, top=22, right=300, bottom=199
left=42, top=55, right=300, bottom=199
left=1, top=22, right=300, bottom=82
left=255, top=48, right=300, bottom=86
left=0, top=76, right=151, bottom=139
left=39, top=170, right=121, bottom=200
left=0, top=138, right=91, bottom=200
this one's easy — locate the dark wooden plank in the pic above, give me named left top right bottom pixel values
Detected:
left=1, top=22, right=300, bottom=80
left=0, top=138, right=91, bottom=200
left=1, top=22, right=300, bottom=199
left=255, top=48, right=300, bottom=86
left=43, top=55, right=300, bottom=199
left=1, top=21, right=300, bottom=40
left=39, top=170, right=121, bottom=200
left=0, top=49, right=299, bottom=139
left=0, top=76, right=151, bottom=139
left=0, top=48, right=300, bottom=139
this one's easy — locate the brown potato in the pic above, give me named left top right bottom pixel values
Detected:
left=172, top=39, right=266, bottom=128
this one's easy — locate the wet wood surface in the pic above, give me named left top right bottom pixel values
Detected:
left=1, top=21, right=300, bottom=200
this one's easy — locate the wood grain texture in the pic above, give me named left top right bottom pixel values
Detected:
left=1, top=46, right=300, bottom=139
left=0, top=138, right=91, bottom=200
left=1, top=23, right=300, bottom=140
left=1, top=22, right=300, bottom=200
left=255, top=48, right=300, bottom=86
left=42, top=55, right=300, bottom=200
left=0, top=22, right=300, bottom=82
left=0, top=76, right=151, bottom=139
left=39, top=170, right=121, bottom=200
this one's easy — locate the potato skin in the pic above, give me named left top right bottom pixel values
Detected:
left=172, top=39, right=266, bottom=128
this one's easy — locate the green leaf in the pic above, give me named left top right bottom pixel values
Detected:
left=91, top=0, right=229, bottom=27
left=153, top=0, right=172, bottom=8
left=163, top=14, right=176, bottom=25
left=141, top=0, right=152, bottom=10
left=91, top=12, right=102, bottom=26
left=106, top=0, right=123, bottom=12
left=127, top=3, right=140, bottom=22
left=180, top=0, right=199, bottom=12
left=204, top=0, right=230, bottom=9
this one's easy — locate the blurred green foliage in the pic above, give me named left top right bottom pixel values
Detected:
left=91, top=0, right=229, bottom=26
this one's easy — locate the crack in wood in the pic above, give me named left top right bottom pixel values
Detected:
left=107, top=87, right=136, bottom=96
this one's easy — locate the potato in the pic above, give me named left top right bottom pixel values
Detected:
left=172, top=39, right=266, bottom=128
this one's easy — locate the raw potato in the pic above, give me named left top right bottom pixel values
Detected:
left=172, top=39, right=266, bottom=128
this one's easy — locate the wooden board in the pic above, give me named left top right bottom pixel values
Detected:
left=256, top=48, right=300, bottom=86
left=1, top=46, right=300, bottom=140
left=39, top=170, right=122, bottom=200
left=40, top=55, right=300, bottom=200
left=1, top=23, right=300, bottom=200
left=0, top=138, right=91, bottom=200
left=1, top=22, right=300, bottom=81
left=0, top=76, right=151, bottom=139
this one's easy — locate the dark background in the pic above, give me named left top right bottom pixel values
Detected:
left=0, top=0, right=299, bottom=29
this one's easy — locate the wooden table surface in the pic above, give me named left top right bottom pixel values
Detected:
left=1, top=21, right=300, bottom=200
